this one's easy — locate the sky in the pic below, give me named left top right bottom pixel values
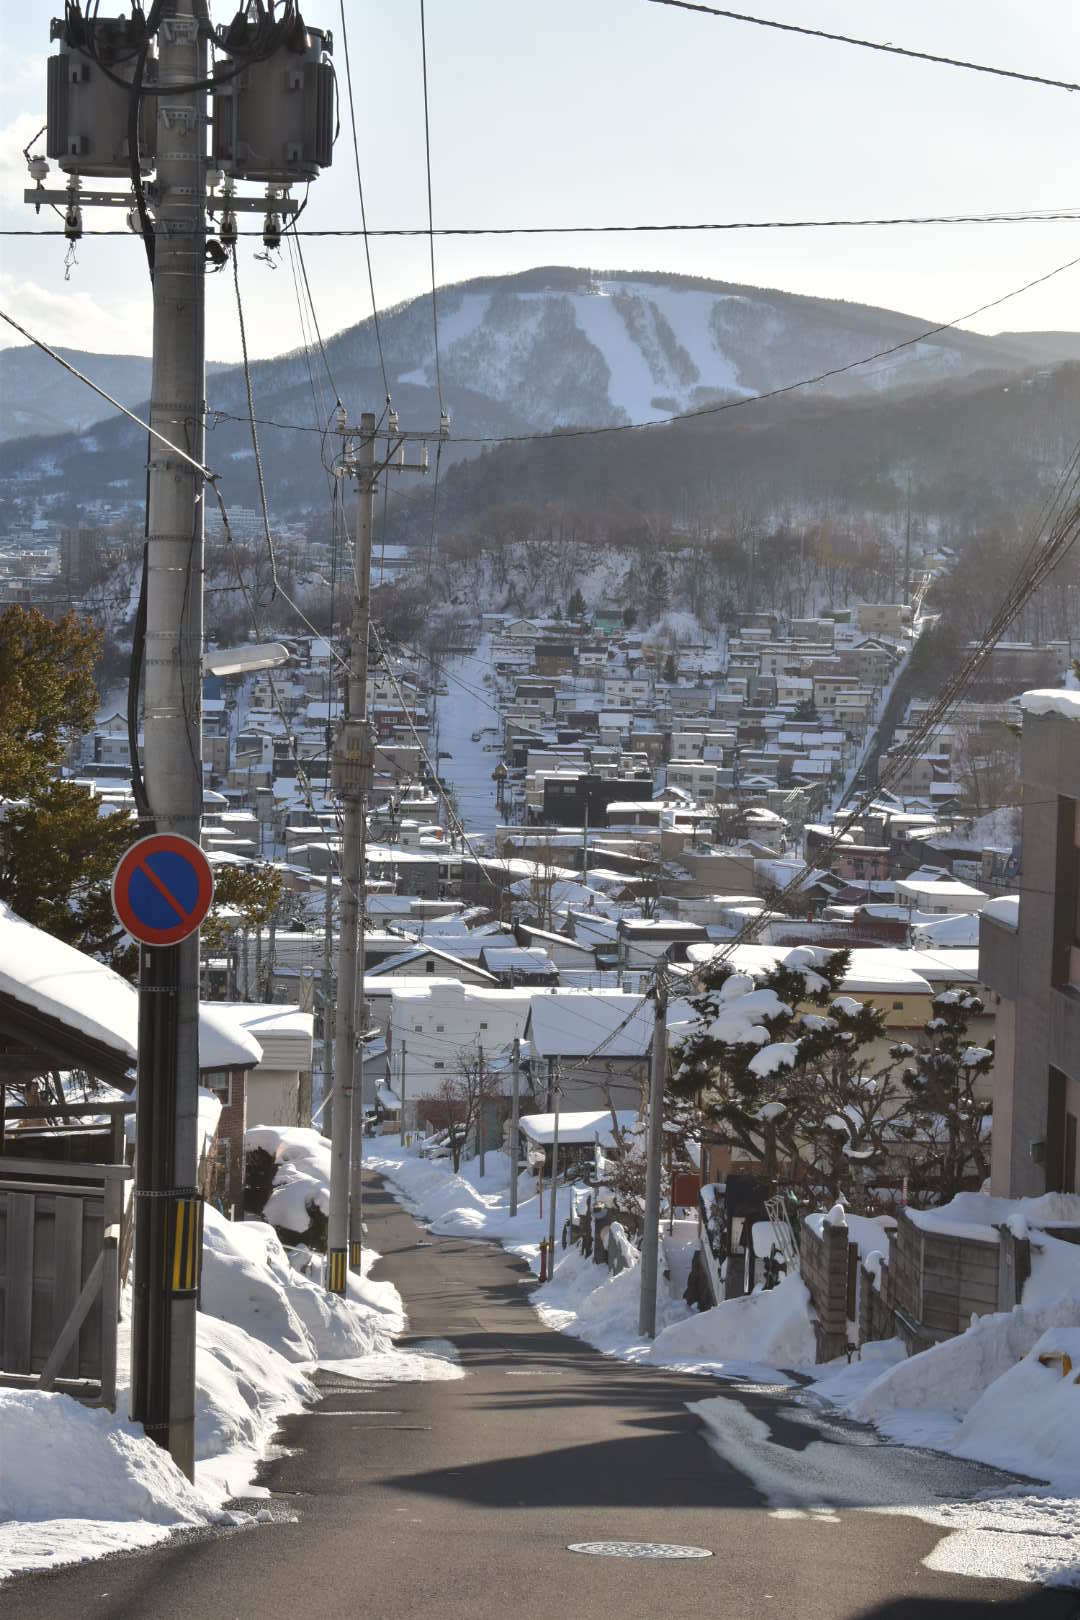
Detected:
left=0, top=0, right=1078, bottom=367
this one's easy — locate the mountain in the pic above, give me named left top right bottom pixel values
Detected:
left=2, top=267, right=1079, bottom=526
left=0, top=347, right=231, bottom=444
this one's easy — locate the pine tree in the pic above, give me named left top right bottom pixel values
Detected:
left=670, top=949, right=903, bottom=1196
left=893, top=990, right=994, bottom=1203
left=0, top=606, right=137, bottom=975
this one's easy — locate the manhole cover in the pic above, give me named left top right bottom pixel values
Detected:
left=568, top=1542, right=712, bottom=1560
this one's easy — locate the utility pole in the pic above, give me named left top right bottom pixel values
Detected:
left=327, top=413, right=375, bottom=1293
left=130, top=0, right=207, bottom=1482
left=477, top=1044, right=486, bottom=1178
left=321, top=860, right=334, bottom=1124
left=903, top=475, right=912, bottom=606
left=30, top=1, right=335, bottom=1475
left=328, top=412, right=433, bottom=1288
left=638, top=971, right=668, bottom=1338
left=509, top=1036, right=521, bottom=1217
left=399, top=1039, right=407, bottom=1149
left=547, top=1062, right=560, bottom=1262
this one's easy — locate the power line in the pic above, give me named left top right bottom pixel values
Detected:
left=418, top=0, right=444, bottom=419
left=7, top=207, right=1080, bottom=238
left=0, top=307, right=213, bottom=478
left=645, top=0, right=1080, bottom=94
left=337, top=0, right=390, bottom=406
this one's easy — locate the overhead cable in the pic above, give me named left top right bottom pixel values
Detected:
left=7, top=206, right=1080, bottom=238
left=645, top=0, right=1080, bottom=94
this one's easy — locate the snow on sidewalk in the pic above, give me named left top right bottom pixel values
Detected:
left=0, top=1205, right=408, bottom=1584
left=366, top=1142, right=814, bottom=1383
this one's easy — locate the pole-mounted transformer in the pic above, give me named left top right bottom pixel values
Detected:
left=211, top=23, right=334, bottom=184
left=46, top=13, right=157, bottom=177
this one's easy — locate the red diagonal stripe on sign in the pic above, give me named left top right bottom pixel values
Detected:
left=137, top=856, right=192, bottom=923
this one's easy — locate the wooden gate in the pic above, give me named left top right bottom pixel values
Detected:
left=0, top=1155, right=131, bottom=1409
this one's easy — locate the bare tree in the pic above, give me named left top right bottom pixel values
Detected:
left=418, top=1045, right=503, bottom=1173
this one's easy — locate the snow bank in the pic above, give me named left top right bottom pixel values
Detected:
left=246, top=1124, right=332, bottom=1234
left=0, top=1205, right=406, bottom=1583
left=651, top=1276, right=815, bottom=1372
left=200, top=1206, right=396, bottom=1363
left=950, top=1326, right=1080, bottom=1490
left=850, top=1301, right=1080, bottom=1436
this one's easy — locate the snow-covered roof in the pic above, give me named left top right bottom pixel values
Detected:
left=214, top=1002, right=314, bottom=1069
left=684, top=941, right=933, bottom=997
left=0, top=900, right=262, bottom=1074
left=479, top=947, right=555, bottom=976
left=519, top=1108, right=638, bottom=1146
left=525, top=991, right=653, bottom=1059
left=1019, top=688, right=1080, bottom=722
left=982, top=894, right=1020, bottom=930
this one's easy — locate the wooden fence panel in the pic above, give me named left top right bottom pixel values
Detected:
left=3, top=1192, right=34, bottom=1374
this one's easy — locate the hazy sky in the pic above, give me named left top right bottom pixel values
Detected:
left=1, top=0, right=1078, bottom=368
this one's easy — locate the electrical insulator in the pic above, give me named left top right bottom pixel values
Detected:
left=46, top=13, right=157, bottom=177
left=262, top=205, right=282, bottom=250
left=212, top=23, right=334, bottom=184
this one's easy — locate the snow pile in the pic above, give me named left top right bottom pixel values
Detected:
left=950, top=1326, right=1080, bottom=1489
left=0, top=1205, right=406, bottom=1583
left=0, top=1392, right=214, bottom=1551
left=246, top=1124, right=331, bottom=1234
left=650, top=1275, right=815, bottom=1373
left=200, top=1205, right=401, bottom=1363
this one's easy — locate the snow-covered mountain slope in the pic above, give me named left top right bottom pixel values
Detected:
left=4, top=267, right=1076, bottom=451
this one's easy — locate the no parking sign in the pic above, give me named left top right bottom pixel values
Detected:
left=112, top=833, right=214, bottom=948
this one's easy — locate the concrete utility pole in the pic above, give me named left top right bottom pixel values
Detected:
left=477, top=1044, right=486, bottom=1179
left=638, top=972, right=668, bottom=1338
left=399, top=1039, right=407, bottom=1149
left=130, top=0, right=206, bottom=1482
left=327, top=413, right=376, bottom=1292
left=547, top=1064, right=560, bottom=1262
left=509, top=1036, right=521, bottom=1217
left=327, top=412, right=433, bottom=1288
left=321, top=851, right=334, bottom=1122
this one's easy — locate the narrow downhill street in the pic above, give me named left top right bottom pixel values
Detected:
left=3, top=1175, right=1075, bottom=1620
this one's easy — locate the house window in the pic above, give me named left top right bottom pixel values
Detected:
left=480, top=1021, right=488, bottom=1030
left=436, top=1024, right=444, bottom=1033
left=414, top=1023, right=423, bottom=1033
left=892, top=1001, right=903, bottom=1011
left=426, top=959, right=435, bottom=974
left=434, top=1060, right=445, bottom=1071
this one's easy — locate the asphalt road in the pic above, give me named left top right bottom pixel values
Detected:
left=4, top=1174, right=1077, bottom=1620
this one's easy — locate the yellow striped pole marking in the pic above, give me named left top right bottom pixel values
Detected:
left=327, top=1248, right=348, bottom=1294
left=350, top=1240, right=363, bottom=1269
left=166, top=1196, right=203, bottom=1294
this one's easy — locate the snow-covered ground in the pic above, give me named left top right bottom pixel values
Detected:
left=367, top=1143, right=1080, bottom=1589
left=0, top=1200, right=411, bottom=1584
left=435, top=635, right=500, bottom=840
